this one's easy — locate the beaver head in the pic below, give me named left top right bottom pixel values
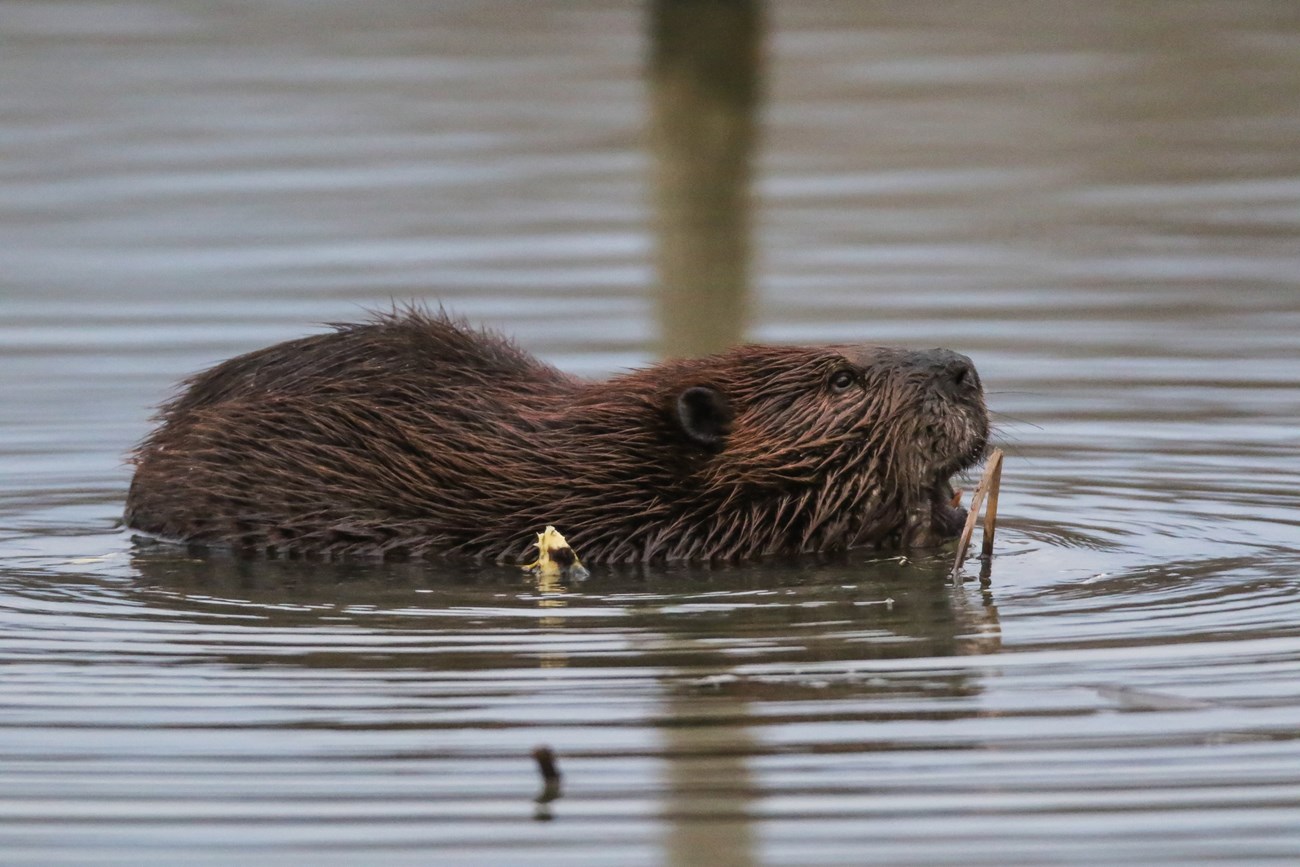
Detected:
left=560, top=342, right=989, bottom=560
left=125, top=312, right=989, bottom=563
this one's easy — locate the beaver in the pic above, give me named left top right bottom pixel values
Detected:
left=125, top=309, right=989, bottom=563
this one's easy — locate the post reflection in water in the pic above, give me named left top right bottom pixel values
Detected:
left=659, top=690, right=760, bottom=867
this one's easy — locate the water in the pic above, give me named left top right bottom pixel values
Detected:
left=2, top=1, right=1299, bottom=864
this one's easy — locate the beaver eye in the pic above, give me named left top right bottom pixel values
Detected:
left=828, top=369, right=857, bottom=393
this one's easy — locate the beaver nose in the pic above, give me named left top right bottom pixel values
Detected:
left=921, top=349, right=981, bottom=395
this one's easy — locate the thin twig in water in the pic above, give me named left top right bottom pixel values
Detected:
left=980, top=452, right=1003, bottom=562
left=950, top=448, right=1004, bottom=584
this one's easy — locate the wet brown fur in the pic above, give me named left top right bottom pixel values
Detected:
left=125, top=310, right=989, bottom=562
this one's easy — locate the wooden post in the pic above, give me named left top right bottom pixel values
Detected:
left=649, top=0, right=764, bottom=357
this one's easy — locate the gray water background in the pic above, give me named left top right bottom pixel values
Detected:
left=1, top=1, right=1298, bottom=864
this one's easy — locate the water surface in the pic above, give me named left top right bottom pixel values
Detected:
left=2, top=1, right=1299, bottom=864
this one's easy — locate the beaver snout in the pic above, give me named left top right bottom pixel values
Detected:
left=916, top=349, right=981, bottom=398
left=891, top=346, right=990, bottom=480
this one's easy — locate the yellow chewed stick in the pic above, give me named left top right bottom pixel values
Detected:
left=522, top=526, right=588, bottom=579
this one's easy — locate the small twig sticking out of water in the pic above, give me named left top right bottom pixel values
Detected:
left=950, top=449, right=1004, bottom=586
left=532, top=745, right=563, bottom=809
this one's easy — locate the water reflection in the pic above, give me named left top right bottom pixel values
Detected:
left=2, top=0, right=1300, bottom=863
left=124, top=545, right=1001, bottom=675
left=660, top=690, right=760, bottom=867
left=120, top=545, right=999, bottom=865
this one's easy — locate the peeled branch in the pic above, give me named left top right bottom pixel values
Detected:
left=950, top=448, right=1004, bottom=585
left=522, top=526, right=589, bottom=580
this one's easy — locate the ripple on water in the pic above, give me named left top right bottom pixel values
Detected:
left=3, top=545, right=1300, bottom=865
left=3, top=0, right=1300, bottom=863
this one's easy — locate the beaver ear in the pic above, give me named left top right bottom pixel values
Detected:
left=675, top=386, right=732, bottom=450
